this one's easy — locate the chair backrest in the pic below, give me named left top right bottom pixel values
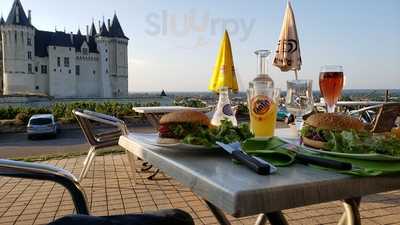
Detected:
left=73, top=109, right=128, bottom=146
left=370, top=103, right=400, bottom=133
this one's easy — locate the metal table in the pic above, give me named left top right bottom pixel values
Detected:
left=119, top=129, right=400, bottom=225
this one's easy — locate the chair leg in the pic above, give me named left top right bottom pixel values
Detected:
left=126, top=150, right=137, bottom=185
left=79, top=147, right=96, bottom=182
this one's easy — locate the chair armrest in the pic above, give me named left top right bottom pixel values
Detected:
left=349, top=104, right=382, bottom=115
left=0, top=159, right=89, bottom=215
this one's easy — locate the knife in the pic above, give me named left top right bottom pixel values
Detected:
left=216, top=142, right=277, bottom=175
left=282, top=142, right=353, bottom=171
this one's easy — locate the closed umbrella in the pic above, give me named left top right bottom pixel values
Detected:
left=208, top=30, right=239, bottom=93
left=273, top=1, right=302, bottom=79
left=209, top=31, right=238, bottom=126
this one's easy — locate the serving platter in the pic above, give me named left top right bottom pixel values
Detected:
left=131, top=133, right=219, bottom=150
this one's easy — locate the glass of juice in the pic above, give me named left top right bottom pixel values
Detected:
left=247, top=80, right=280, bottom=138
left=319, top=65, right=344, bottom=113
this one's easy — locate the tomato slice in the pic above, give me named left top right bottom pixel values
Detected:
left=159, top=125, right=170, bottom=134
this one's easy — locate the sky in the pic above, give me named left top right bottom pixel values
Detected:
left=1, top=0, right=399, bottom=92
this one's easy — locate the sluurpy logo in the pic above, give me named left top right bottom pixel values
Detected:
left=145, top=9, right=256, bottom=49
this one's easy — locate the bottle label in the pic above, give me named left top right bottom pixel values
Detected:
left=250, top=95, right=273, bottom=121
left=222, top=104, right=233, bottom=116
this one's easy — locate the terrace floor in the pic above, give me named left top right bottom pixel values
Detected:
left=0, top=153, right=399, bottom=225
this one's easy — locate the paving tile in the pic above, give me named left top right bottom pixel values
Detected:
left=0, top=154, right=399, bottom=225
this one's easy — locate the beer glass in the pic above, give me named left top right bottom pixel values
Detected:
left=286, top=80, right=314, bottom=132
left=247, top=81, right=280, bottom=137
left=319, top=65, right=344, bottom=113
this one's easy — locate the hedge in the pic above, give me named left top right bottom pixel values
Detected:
left=0, top=101, right=160, bottom=122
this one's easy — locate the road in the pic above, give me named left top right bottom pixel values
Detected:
left=0, top=122, right=289, bottom=159
left=0, top=126, right=155, bottom=158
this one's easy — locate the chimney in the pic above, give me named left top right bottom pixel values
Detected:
left=28, top=10, right=31, bottom=24
left=15, top=6, right=20, bottom=24
left=70, top=32, right=73, bottom=44
left=108, top=19, right=111, bottom=30
left=86, top=25, right=89, bottom=42
left=98, top=21, right=101, bottom=30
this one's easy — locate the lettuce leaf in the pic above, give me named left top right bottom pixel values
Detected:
left=325, top=130, right=400, bottom=156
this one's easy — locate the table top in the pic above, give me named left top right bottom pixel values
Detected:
left=119, top=129, right=400, bottom=217
left=132, top=106, right=211, bottom=114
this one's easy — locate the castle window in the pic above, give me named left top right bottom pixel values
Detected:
left=41, top=65, right=48, bottom=74
left=53, top=46, right=56, bottom=50
left=105, top=49, right=108, bottom=53
left=28, top=64, right=33, bottom=74
left=93, top=70, right=96, bottom=75
left=106, top=58, right=108, bottom=62
left=27, top=38, right=32, bottom=46
left=35, top=66, right=38, bottom=73
left=75, top=65, right=80, bottom=75
left=64, top=57, right=70, bottom=67
left=28, top=51, right=32, bottom=60
left=82, top=48, right=88, bottom=55
left=35, top=86, right=39, bottom=90
left=68, top=69, right=72, bottom=74
left=57, top=57, right=61, bottom=67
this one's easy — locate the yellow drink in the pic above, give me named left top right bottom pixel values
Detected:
left=249, top=95, right=278, bottom=137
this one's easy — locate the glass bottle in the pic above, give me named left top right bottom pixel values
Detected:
left=253, top=50, right=274, bottom=88
left=211, top=87, right=238, bottom=127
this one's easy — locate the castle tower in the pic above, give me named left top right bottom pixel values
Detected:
left=107, top=13, right=129, bottom=97
left=95, top=13, right=128, bottom=98
left=1, top=0, right=36, bottom=95
left=95, top=21, right=113, bottom=97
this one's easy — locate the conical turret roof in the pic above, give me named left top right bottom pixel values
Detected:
left=77, top=28, right=82, bottom=36
left=6, top=0, right=32, bottom=27
left=0, top=16, right=5, bottom=25
left=98, top=21, right=111, bottom=37
left=90, top=21, right=97, bottom=36
left=109, top=13, right=128, bottom=39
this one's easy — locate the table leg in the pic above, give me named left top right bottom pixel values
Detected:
left=254, top=214, right=268, bottom=225
left=204, top=200, right=232, bottom=225
left=147, top=169, right=160, bottom=180
left=338, top=197, right=361, bottom=225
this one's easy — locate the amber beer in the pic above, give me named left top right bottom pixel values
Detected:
left=319, top=66, right=344, bottom=113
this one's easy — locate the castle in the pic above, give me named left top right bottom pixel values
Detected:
left=0, top=0, right=129, bottom=98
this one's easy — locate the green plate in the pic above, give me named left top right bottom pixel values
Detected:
left=279, top=137, right=400, bottom=161
left=302, top=145, right=400, bottom=161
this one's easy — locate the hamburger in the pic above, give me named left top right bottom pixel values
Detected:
left=301, top=113, right=365, bottom=150
left=158, top=110, right=211, bottom=144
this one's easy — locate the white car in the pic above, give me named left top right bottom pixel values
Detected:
left=27, top=114, right=58, bottom=139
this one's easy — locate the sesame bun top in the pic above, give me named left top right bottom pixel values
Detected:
left=305, top=113, right=365, bottom=132
left=159, top=110, right=210, bottom=126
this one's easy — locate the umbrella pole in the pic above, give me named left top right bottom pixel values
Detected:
left=294, top=70, right=298, bottom=80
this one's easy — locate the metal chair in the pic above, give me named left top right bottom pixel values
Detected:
left=73, top=109, right=136, bottom=182
left=0, top=159, right=194, bottom=225
left=350, top=103, right=400, bottom=133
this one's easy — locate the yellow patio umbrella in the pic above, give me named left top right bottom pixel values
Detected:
left=208, top=30, right=239, bottom=93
